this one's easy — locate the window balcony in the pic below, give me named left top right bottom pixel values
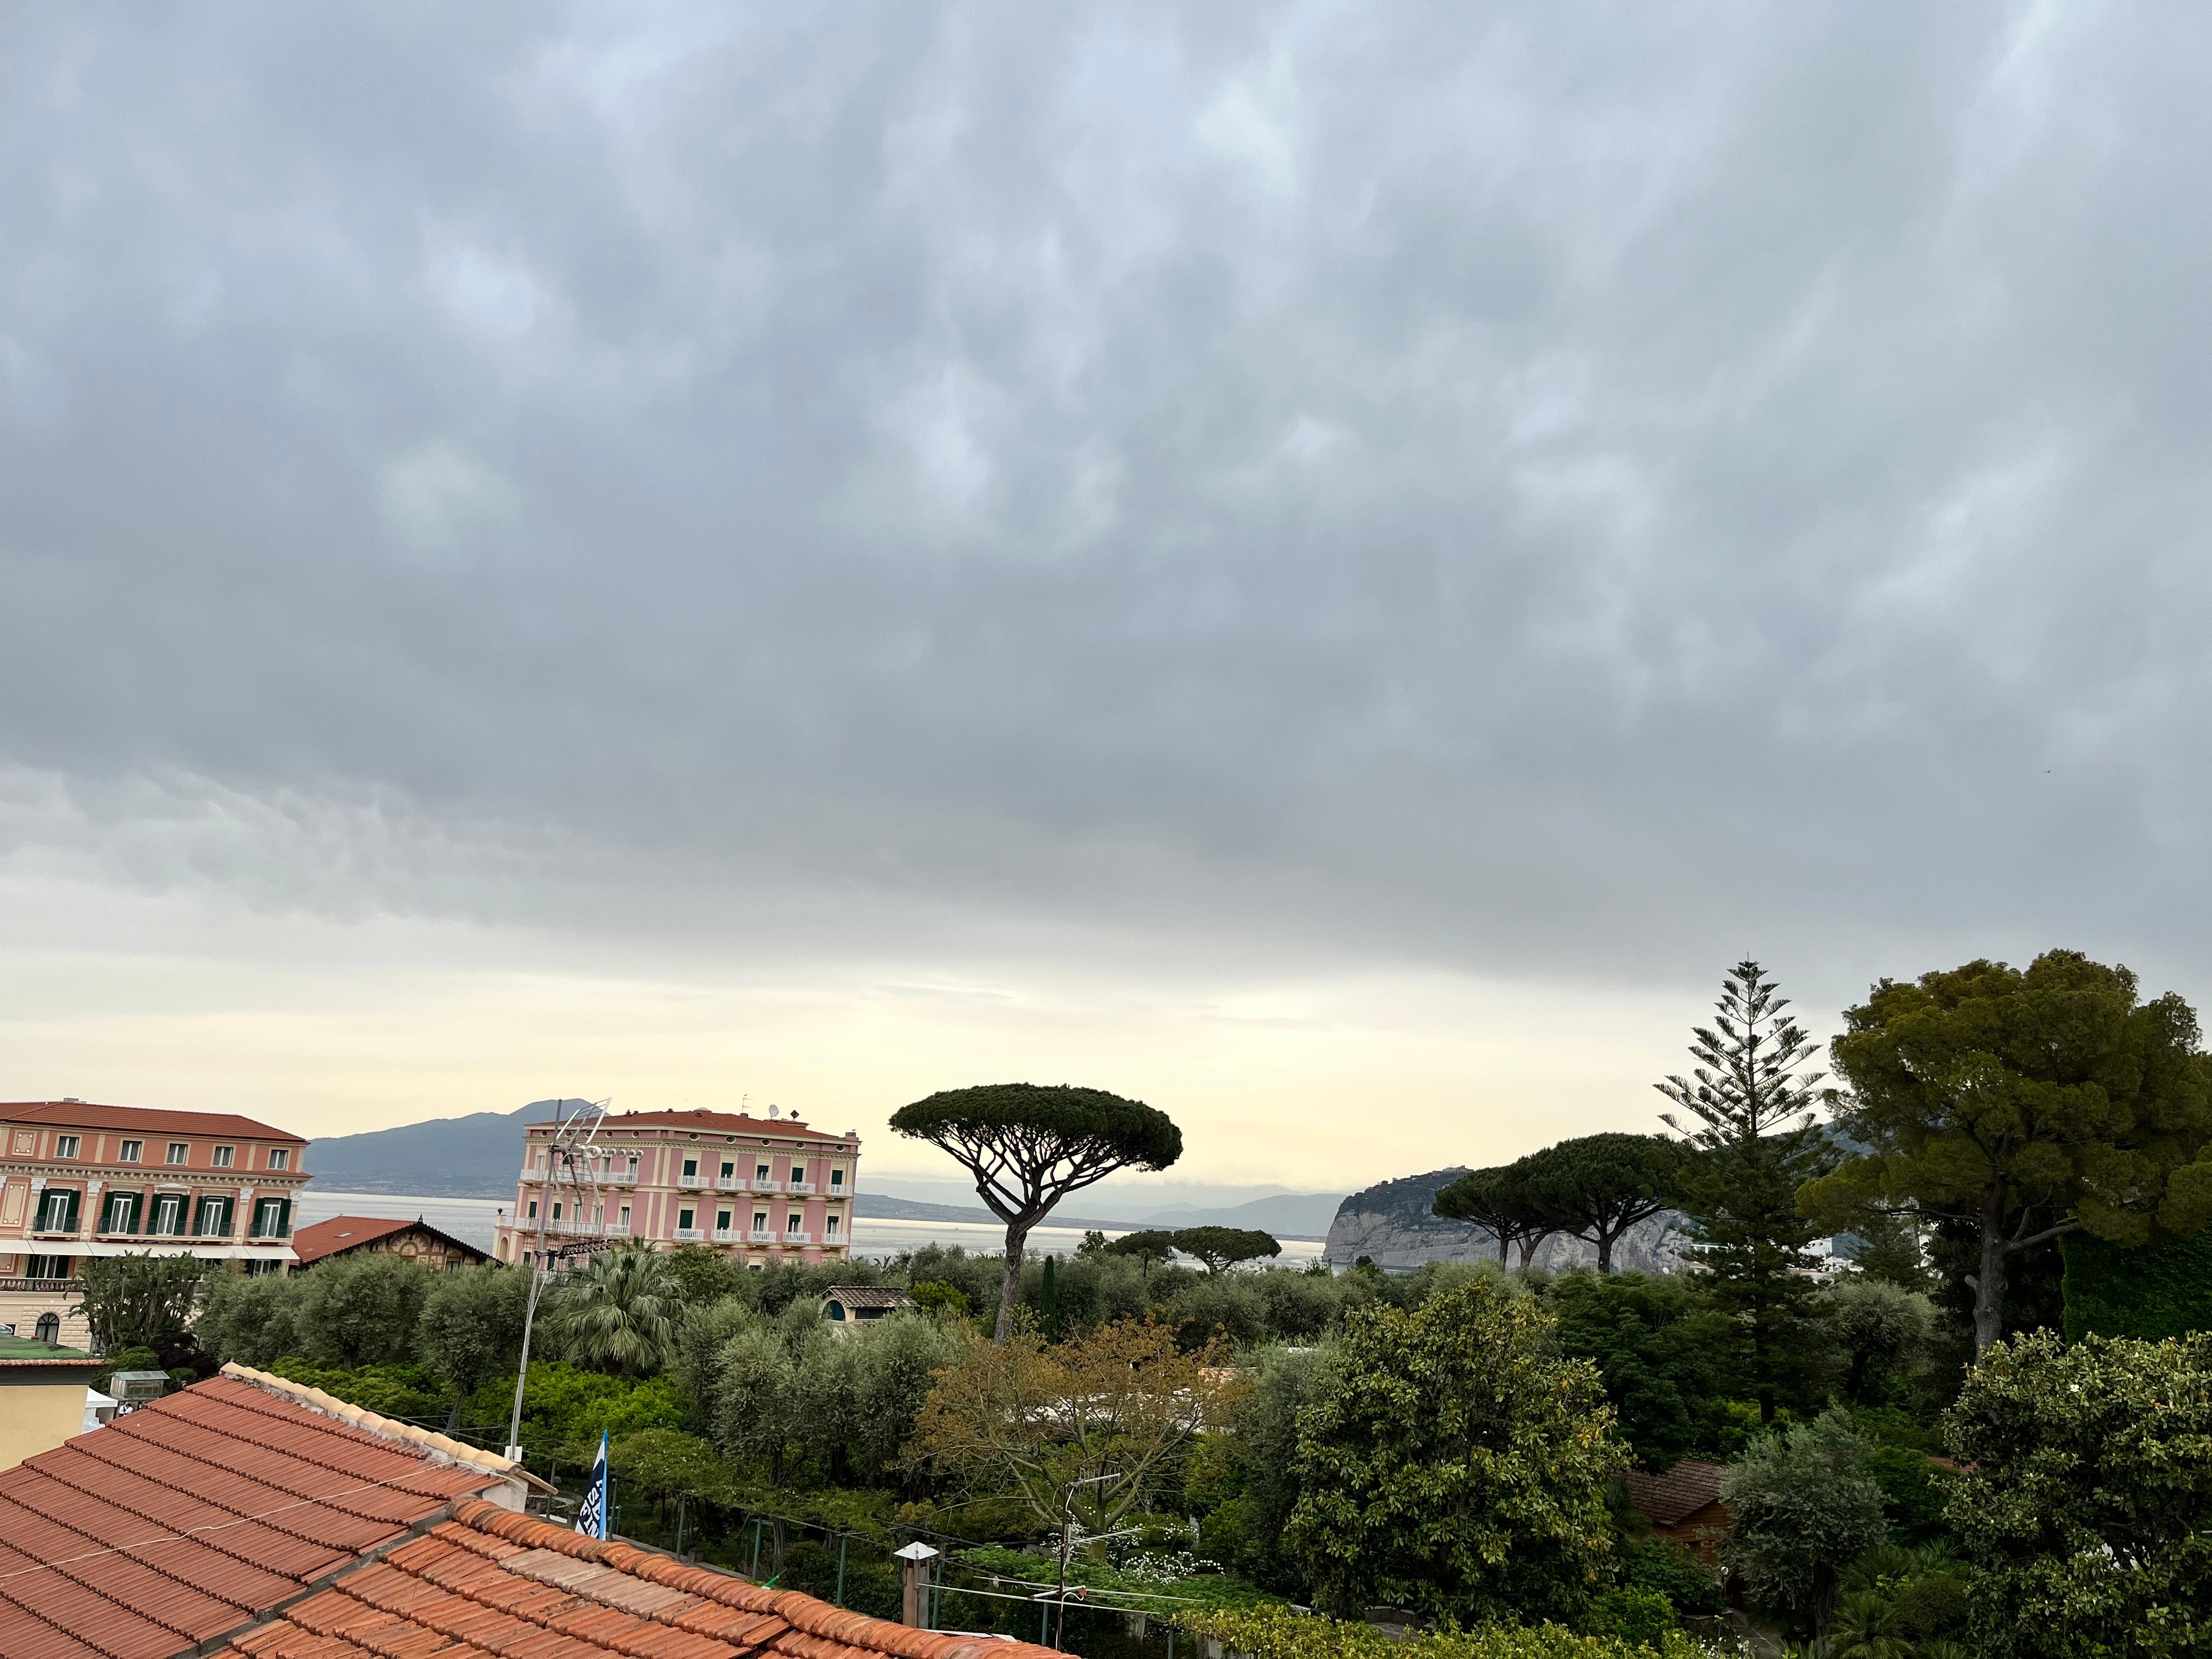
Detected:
left=674, top=1226, right=705, bottom=1242
left=519, top=1169, right=545, bottom=1183
left=713, top=1226, right=736, bottom=1242
left=784, top=1231, right=816, bottom=1246
left=678, top=1173, right=705, bottom=1190
left=603, top=1221, right=631, bottom=1237
left=714, top=1174, right=742, bottom=1190
left=748, top=1229, right=773, bottom=1243
left=787, top=1182, right=816, bottom=1195
left=749, top=1178, right=782, bottom=1193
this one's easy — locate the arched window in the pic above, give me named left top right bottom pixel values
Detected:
left=33, top=1312, right=60, bottom=1345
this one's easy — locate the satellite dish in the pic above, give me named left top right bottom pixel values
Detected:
left=769, top=1103, right=781, bottom=1120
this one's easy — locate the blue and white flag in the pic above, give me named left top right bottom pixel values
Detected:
left=574, top=1430, right=609, bottom=1538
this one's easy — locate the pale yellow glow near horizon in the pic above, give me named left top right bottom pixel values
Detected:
left=0, top=877, right=1714, bottom=1192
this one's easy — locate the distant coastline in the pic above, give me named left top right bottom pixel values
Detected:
left=298, top=1181, right=1329, bottom=1240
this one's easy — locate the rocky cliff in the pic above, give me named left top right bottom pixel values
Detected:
left=1322, top=1167, right=1692, bottom=1273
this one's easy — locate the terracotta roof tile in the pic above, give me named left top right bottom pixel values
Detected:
left=1, top=1099, right=307, bottom=1141
left=0, top=1375, right=518, bottom=1659
left=208, top=1499, right=1069, bottom=1659
left=1625, top=1458, right=1728, bottom=1527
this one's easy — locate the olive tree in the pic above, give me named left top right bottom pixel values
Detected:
left=1722, top=1406, right=1888, bottom=1637
left=890, top=1083, right=1183, bottom=1340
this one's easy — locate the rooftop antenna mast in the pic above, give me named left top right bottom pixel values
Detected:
left=505, top=1096, right=611, bottom=1464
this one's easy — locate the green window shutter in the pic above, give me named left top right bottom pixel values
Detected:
left=62, top=1189, right=80, bottom=1232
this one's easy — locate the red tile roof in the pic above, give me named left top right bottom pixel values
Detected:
left=215, top=1499, right=1062, bottom=1659
left=290, top=1215, right=493, bottom=1268
left=0, top=1373, right=523, bottom=1659
left=534, top=1108, right=853, bottom=1143
left=1, top=1101, right=307, bottom=1143
left=1625, top=1458, right=1727, bottom=1526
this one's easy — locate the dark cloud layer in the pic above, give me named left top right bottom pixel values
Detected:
left=4, top=4, right=2210, bottom=1007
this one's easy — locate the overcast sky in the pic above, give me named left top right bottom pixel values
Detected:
left=3, top=4, right=2208, bottom=1195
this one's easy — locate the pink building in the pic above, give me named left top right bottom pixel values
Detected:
left=492, top=1107, right=857, bottom=1270
left=1, top=1099, right=309, bottom=1346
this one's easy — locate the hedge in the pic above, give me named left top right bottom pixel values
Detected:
left=2061, top=1230, right=2212, bottom=1342
left=1174, top=1604, right=1724, bottom=1659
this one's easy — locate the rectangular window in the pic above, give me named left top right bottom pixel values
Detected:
left=755, top=1163, right=770, bottom=1181
left=787, top=1161, right=805, bottom=1182
left=786, top=1213, right=803, bottom=1235
left=682, top=1158, right=699, bottom=1179
left=25, top=1254, right=71, bottom=1280
left=211, top=1146, right=234, bottom=1169
left=716, top=1209, right=732, bottom=1230
left=551, top=1202, right=563, bottom=1221
left=100, top=1191, right=140, bottom=1234
left=267, top=1148, right=289, bottom=1170
left=678, top=1207, right=696, bottom=1229
left=35, top=1189, right=79, bottom=1232
left=166, top=1143, right=189, bottom=1166
left=619, top=1203, right=631, bottom=1224
left=719, top=1160, right=734, bottom=1179
left=194, top=1195, right=234, bottom=1237
left=830, top=1167, right=845, bottom=1189
left=54, top=1135, right=81, bottom=1160
left=250, top=1197, right=290, bottom=1238
left=119, top=1139, right=142, bottom=1164
left=526, top=1200, right=539, bottom=1221
left=625, top=1155, right=638, bottom=1177
left=826, top=1215, right=840, bottom=1239
left=753, top=1211, right=768, bottom=1233
left=151, top=1193, right=188, bottom=1235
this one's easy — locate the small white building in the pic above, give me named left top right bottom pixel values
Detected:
left=822, top=1286, right=916, bottom=1330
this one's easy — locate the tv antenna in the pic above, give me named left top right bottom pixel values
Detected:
left=505, top=1096, right=612, bottom=1463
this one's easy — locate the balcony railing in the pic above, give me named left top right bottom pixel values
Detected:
left=787, top=1182, right=815, bottom=1195
left=713, top=1226, right=736, bottom=1242
left=674, top=1226, right=705, bottom=1242
left=748, top=1229, right=773, bottom=1243
left=715, top=1174, right=742, bottom=1190
left=751, top=1178, right=782, bottom=1193
left=787, top=1231, right=819, bottom=1246
left=604, top=1221, right=631, bottom=1237
left=678, top=1173, right=704, bottom=1190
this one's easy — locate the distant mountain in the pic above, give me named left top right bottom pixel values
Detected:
left=855, top=1193, right=1128, bottom=1231
left=1135, top=1192, right=1342, bottom=1241
left=306, top=1100, right=588, bottom=1197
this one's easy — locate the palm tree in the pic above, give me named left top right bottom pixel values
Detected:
left=1817, top=1589, right=1913, bottom=1659
left=547, top=1244, right=679, bottom=1375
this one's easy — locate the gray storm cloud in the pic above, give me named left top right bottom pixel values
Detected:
left=2, top=3, right=2208, bottom=1001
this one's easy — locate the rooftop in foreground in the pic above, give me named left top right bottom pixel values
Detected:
left=217, top=1498, right=1063, bottom=1659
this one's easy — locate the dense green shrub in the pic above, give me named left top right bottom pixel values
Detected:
left=1945, top=1329, right=2212, bottom=1657
left=1288, top=1279, right=1628, bottom=1626
left=2059, top=1228, right=2212, bottom=1341
left=467, top=1359, right=686, bottom=1458
left=1615, top=1537, right=1723, bottom=1618
left=267, top=1359, right=450, bottom=1420
left=1178, top=1604, right=1722, bottom=1659
left=1545, top=1271, right=1737, bottom=1467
